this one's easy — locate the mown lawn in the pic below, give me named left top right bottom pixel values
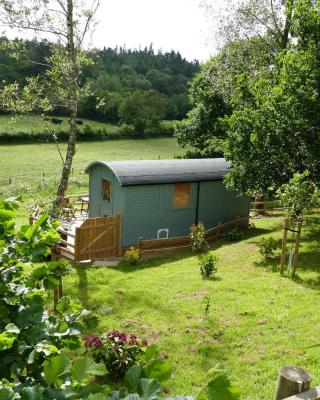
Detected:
left=63, top=217, right=320, bottom=400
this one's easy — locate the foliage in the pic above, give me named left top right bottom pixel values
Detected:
left=119, top=90, right=168, bottom=134
left=175, top=0, right=320, bottom=198
left=0, top=37, right=199, bottom=124
left=85, top=331, right=146, bottom=378
left=125, top=247, right=141, bottom=265
left=199, top=253, right=219, bottom=280
left=190, top=222, right=208, bottom=254
left=223, top=228, right=242, bottom=242
left=258, top=237, right=279, bottom=259
left=0, top=199, right=108, bottom=398
left=277, top=171, right=320, bottom=221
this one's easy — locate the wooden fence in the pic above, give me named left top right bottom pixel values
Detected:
left=250, top=200, right=320, bottom=216
left=250, top=200, right=288, bottom=215
left=54, top=215, right=121, bottom=262
left=137, top=216, right=250, bottom=258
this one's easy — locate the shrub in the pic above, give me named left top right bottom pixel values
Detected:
left=85, top=331, right=146, bottom=378
left=224, top=228, right=242, bottom=241
left=125, top=246, right=141, bottom=264
left=258, top=237, right=279, bottom=259
left=190, top=222, right=208, bottom=253
left=199, top=253, right=219, bottom=279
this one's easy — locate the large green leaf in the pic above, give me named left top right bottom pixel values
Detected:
left=70, top=357, right=107, bottom=383
left=144, top=359, right=171, bottom=382
left=144, top=345, right=159, bottom=361
left=0, top=332, right=16, bottom=351
left=44, top=354, right=71, bottom=386
left=31, top=265, right=48, bottom=281
left=0, top=388, right=15, bottom=400
left=137, top=379, right=161, bottom=400
left=124, top=365, right=143, bottom=393
left=205, top=375, right=241, bottom=400
left=21, top=385, right=45, bottom=400
left=43, top=275, right=60, bottom=290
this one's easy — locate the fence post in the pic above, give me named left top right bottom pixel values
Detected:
left=280, top=219, right=289, bottom=275
left=138, top=237, right=143, bottom=252
left=8, top=177, right=12, bottom=185
left=236, top=216, right=240, bottom=231
left=292, top=222, right=303, bottom=277
left=217, top=222, right=222, bottom=239
left=275, top=365, right=311, bottom=400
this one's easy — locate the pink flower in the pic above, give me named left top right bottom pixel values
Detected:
left=129, top=334, right=137, bottom=345
left=85, top=336, right=103, bottom=348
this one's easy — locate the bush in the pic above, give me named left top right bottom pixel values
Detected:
left=199, top=253, right=219, bottom=279
left=125, top=246, right=140, bottom=264
left=85, top=331, right=146, bottom=378
left=190, top=222, right=208, bottom=253
left=224, top=228, right=242, bottom=241
left=258, top=237, right=279, bottom=259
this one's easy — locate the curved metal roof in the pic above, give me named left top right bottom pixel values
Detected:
left=85, top=158, right=230, bottom=186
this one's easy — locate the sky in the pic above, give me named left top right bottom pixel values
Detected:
left=90, top=0, right=224, bottom=62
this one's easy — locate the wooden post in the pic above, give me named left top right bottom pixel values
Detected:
left=115, top=213, right=121, bottom=256
left=217, top=222, right=222, bottom=239
left=292, top=222, right=303, bottom=277
left=53, top=288, right=59, bottom=312
left=59, top=277, right=63, bottom=299
left=236, top=216, right=240, bottom=231
left=138, top=237, right=143, bottom=252
left=280, top=219, right=289, bottom=275
left=275, top=365, right=311, bottom=400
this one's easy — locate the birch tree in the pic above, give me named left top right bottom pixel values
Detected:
left=0, top=0, right=100, bottom=217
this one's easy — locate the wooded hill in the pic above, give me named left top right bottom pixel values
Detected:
left=0, top=37, right=200, bottom=123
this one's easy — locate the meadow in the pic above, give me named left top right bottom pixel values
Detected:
left=0, top=115, right=120, bottom=134
left=0, top=137, right=183, bottom=185
left=63, top=216, right=320, bottom=400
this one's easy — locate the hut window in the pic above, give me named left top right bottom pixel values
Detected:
left=173, top=183, right=191, bottom=208
left=102, top=179, right=111, bottom=202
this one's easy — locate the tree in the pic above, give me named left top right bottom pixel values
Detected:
left=224, top=0, right=320, bottom=196
left=175, top=0, right=294, bottom=159
left=0, top=0, right=100, bottom=217
left=119, top=90, right=168, bottom=134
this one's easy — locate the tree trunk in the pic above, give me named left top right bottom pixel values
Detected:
left=280, top=0, right=294, bottom=51
left=51, top=0, right=78, bottom=219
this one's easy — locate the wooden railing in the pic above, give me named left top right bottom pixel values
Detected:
left=53, top=227, right=76, bottom=261
left=138, top=216, right=250, bottom=258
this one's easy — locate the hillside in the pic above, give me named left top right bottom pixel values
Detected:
left=0, top=37, right=200, bottom=124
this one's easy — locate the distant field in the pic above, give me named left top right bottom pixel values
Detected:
left=0, top=138, right=184, bottom=184
left=0, top=115, right=120, bottom=134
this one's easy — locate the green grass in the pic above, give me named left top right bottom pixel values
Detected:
left=0, top=137, right=183, bottom=184
left=0, top=115, right=120, bottom=134
left=62, top=217, right=320, bottom=399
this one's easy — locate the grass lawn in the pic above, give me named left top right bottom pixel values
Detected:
left=63, top=217, right=320, bottom=400
left=0, top=137, right=183, bottom=184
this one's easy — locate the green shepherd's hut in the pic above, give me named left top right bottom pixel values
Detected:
left=85, top=158, right=250, bottom=247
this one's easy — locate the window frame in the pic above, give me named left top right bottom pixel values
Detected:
left=172, top=182, right=192, bottom=209
left=101, top=179, right=112, bottom=203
